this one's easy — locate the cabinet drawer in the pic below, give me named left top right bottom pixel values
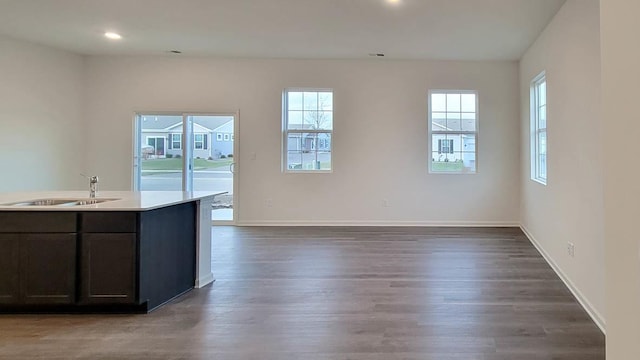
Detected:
left=0, top=212, right=76, bottom=233
left=81, top=212, right=137, bottom=233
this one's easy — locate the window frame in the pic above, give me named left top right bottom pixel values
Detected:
left=428, top=90, right=479, bottom=174
left=438, top=139, right=454, bottom=154
left=194, top=133, right=206, bottom=150
left=530, top=72, right=547, bottom=185
left=216, top=133, right=222, bottom=141
left=171, top=133, right=182, bottom=150
left=282, top=88, right=333, bottom=173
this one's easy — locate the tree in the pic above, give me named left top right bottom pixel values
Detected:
left=303, top=93, right=332, bottom=130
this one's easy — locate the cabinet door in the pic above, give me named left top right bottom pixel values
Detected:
left=0, top=234, right=20, bottom=304
left=21, top=233, right=77, bottom=305
left=80, top=233, right=137, bottom=304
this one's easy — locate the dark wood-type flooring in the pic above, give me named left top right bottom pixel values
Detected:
left=0, top=226, right=605, bottom=359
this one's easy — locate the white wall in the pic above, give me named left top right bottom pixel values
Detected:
left=0, top=35, right=85, bottom=191
left=519, top=0, right=605, bottom=329
left=83, top=57, right=520, bottom=225
left=601, top=0, right=640, bottom=358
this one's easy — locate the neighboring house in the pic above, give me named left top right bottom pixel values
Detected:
left=431, top=116, right=476, bottom=169
left=286, top=123, right=332, bottom=153
left=141, top=116, right=234, bottom=159
left=208, top=120, right=234, bottom=158
left=287, top=133, right=331, bottom=153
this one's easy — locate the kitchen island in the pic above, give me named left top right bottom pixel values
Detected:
left=0, top=191, right=222, bottom=313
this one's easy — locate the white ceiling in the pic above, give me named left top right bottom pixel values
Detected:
left=0, top=0, right=565, bottom=61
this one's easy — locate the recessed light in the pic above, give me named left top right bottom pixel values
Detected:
left=386, top=0, right=401, bottom=5
left=104, top=32, right=122, bottom=40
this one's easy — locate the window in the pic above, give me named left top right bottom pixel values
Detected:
left=216, top=133, right=222, bottom=141
left=318, top=137, right=331, bottom=150
left=146, top=137, right=165, bottom=156
left=429, top=90, right=477, bottom=173
left=224, top=134, right=230, bottom=141
left=194, top=134, right=207, bottom=150
left=170, top=134, right=181, bottom=149
left=283, top=89, right=333, bottom=171
left=438, top=139, right=453, bottom=154
left=531, top=72, right=547, bottom=184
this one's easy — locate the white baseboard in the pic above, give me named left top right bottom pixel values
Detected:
left=236, top=220, right=520, bottom=227
left=520, top=225, right=606, bottom=334
left=195, top=273, right=215, bottom=288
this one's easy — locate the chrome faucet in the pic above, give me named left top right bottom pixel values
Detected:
left=81, top=174, right=99, bottom=198
left=89, top=176, right=98, bottom=198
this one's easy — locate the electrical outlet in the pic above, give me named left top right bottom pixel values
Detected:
left=264, top=198, right=273, bottom=208
left=382, top=199, right=389, bottom=207
left=567, top=242, right=575, bottom=257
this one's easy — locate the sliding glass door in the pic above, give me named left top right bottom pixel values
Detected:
left=134, top=113, right=237, bottom=224
left=186, top=115, right=236, bottom=223
left=135, top=114, right=185, bottom=191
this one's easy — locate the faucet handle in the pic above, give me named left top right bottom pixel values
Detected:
left=80, top=173, right=99, bottom=182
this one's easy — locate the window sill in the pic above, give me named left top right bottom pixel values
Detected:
left=531, top=178, right=547, bottom=186
left=429, top=172, right=477, bottom=175
left=285, top=169, right=332, bottom=174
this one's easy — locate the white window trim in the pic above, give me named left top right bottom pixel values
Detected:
left=171, top=134, right=182, bottom=150
left=438, top=139, right=454, bottom=154
left=224, top=133, right=230, bottom=141
left=530, top=72, right=547, bottom=185
left=216, top=133, right=222, bottom=141
left=282, top=88, right=333, bottom=173
left=194, top=134, right=205, bottom=150
left=428, top=90, right=478, bottom=174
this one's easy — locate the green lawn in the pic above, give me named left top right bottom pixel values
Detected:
left=142, top=158, right=233, bottom=171
left=432, top=161, right=465, bottom=172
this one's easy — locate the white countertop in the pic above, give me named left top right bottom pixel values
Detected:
left=0, top=191, right=225, bottom=211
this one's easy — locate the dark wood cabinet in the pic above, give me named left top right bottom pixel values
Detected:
left=81, top=212, right=137, bottom=233
left=0, top=212, right=77, bottom=306
left=0, top=212, right=76, bottom=233
left=79, top=212, right=138, bottom=305
left=0, top=234, right=20, bottom=304
left=0, top=203, right=197, bottom=313
left=80, top=233, right=136, bottom=304
left=21, top=233, right=76, bottom=304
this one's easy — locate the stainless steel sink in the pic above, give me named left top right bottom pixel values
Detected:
left=3, top=198, right=119, bottom=206
left=74, top=199, right=117, bottom=205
